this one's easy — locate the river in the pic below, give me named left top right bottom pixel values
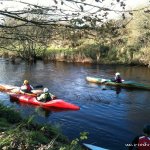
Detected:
left=0, top=58, right=150, bottom=150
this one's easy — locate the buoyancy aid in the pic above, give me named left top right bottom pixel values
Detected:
left=115, top=76, right=122, bottom=83
left=138, top=136, right=150, bottom=150
left=21, top=84, right=32, bottom=93
left=26, top=84, right=32, bottom=92
left=44, top=92, right=51, bottom=101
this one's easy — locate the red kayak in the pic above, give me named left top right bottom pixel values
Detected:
left=10, top=94, right=80, bottom=110
left=0, top=84, right=80, bottom=110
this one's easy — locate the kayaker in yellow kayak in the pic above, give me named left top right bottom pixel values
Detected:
left=37, top=88, right=56, bottom=102
left=20, top=80, right=33, bottom=94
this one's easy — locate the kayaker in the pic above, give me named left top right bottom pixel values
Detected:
left=129, top=124, right=150, bottom=150
left=20, top=80, right=33, bottom=94
left=113, top=72, right=122, bottom=83
left=37, top=88, right=55, bottom=102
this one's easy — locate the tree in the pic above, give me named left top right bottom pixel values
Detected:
left=0, top=0, right=148, bottom=28
left=0, top=0, right=149, bottom=61
left=0, top=18, right=52, bottom=61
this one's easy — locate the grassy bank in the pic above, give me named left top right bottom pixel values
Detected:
left=0, top=103, right=85, bottom=150
left=42, top=41, right=149, bottom=66
left=1, top=37, right=149, bottom=67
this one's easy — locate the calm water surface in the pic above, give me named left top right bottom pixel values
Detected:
left=0, top=58, right=150, bottom=150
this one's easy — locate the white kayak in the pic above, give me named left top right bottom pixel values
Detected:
left=83, top=143, right=108, bottom=150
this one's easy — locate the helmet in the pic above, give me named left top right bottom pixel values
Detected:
left=24, top=80, right=29, bottom=85
left=143, top=124, right=150, bottom=135
left=43, top=88, right=49, bottom=93
left=115, top=72, right=120, bottom=76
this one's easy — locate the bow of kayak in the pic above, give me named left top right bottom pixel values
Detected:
left=42, top=99, right=80, bottom=110
left=83, top=143, right=108, bottom=150
left=86, top=77, right=104, bottom=84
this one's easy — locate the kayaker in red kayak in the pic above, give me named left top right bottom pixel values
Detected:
left=37, top=88, right=56, bottom=102
left=20, top=80, right=33, bottom=94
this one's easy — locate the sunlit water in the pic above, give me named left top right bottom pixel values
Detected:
left=0, top=58, right=150, bottom=150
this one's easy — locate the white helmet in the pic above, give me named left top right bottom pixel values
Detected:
left=115, top=72, right=120, bottom=76
left=43, top=88, right=49, bottom=93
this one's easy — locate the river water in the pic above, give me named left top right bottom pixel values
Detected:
left=0, top=58, right=150, bottom=150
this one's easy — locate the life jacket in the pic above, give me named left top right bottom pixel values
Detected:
left=21, top=84, right=32, bottom=93
left=26, top=84, right=32, bottom=92
left=44, top=92, right=51, bottom=101
left=138, top=136, right=150, bottom=150
left=115, top=76, right=122, bottom=83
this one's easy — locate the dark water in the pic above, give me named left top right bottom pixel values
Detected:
left=0, top=58, right=150, bottom=150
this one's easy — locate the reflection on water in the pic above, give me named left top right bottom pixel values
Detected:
left=0, top=58, right=150, bottom=150
left=35, top=107, right=52, bottom=118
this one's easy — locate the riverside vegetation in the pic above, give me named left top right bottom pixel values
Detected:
left=0, top=8, right=149, bottom=67
left=0, top=103, right=87, bottom=150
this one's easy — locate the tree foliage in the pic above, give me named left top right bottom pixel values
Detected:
left=0, top=18, right=52, bottom=60
left=0, top=0, right=149, bottom=61
left=0, top=0, right=149, bottom=28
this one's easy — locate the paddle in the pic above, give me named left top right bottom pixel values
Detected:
left=101, top=78, right=125, bottom=84
left=17, top=91, right=37, bottom=97
left=0, top=84, right=57, bottom=99
left=33, top=85, right=43, bottom=88
left=14, top=85, right=57, bottom=99
left=0, top=84, right=43, bottom=94
left=101, top=79, right=111, bottom=83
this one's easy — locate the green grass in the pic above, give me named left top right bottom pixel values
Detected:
left=0, top=103, right=22, bottom=124
left=0, top=103, right=85, bottom=150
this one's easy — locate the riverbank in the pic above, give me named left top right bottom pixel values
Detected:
left=42, top=44, right=148, bottom=66
left=0, top=43, right=149, bottom=67
left=0, top=103, right=85, bottom=150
